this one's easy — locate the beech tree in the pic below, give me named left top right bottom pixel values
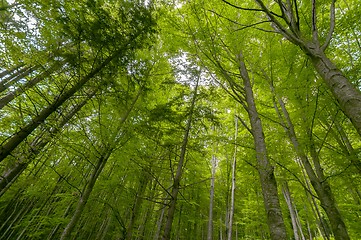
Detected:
left=1, top=0, right=361, bottom=239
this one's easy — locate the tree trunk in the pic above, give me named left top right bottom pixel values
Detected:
left=237, top=52, right=287, bottom=240
left=270, top=82, right=350, bottom=240
left=306, top=45, right=361, bottom=137
left=0, top=52, right=118, bottom=162
left=60, top=87, right=141, bottom=239
left=282, top=183, right=306, bottom=240
left=207, top=155, right=216, bottom=240
left=0, top=64, right=25, bottom=80
left=60, top=152, right=109, bottom=240
left=0, top=88, right=98, bottom=196
left=162, top=77, right=199, bottom=240
left=126, top=171, right=149, bottom=240
left=252, top=0, right=361, bottom=137
left=0, top=61, right=65, bottom=109
left=0, top=65, right=33, bottom=92
left=227, top=116, right=238, bottom=240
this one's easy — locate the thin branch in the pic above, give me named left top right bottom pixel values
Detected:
left=273, top=159, right=319, bottom=199
left=311, top=0, right=319, bottom=42
left=236, top=115, right=253, bottom=135
left=321, top=0, right=336, bottom=51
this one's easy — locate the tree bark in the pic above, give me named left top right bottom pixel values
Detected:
left=237, top=52, right=287, bottom=240
left=162, top=77, right=199, bottom=240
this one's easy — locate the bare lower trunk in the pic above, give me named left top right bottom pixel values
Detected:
left=207, top=155, right=216, bottom=240
left=238, top=53, right=287, bottom=240
left=227, top=117, right=238, bottom=240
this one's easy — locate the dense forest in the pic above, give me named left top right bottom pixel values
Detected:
left=0, top=0, right=360, bottom=239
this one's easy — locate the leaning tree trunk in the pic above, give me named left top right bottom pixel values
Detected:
left=0, top=65, right=36, bottom=93
left=0, top=52, right=119, bottom=163
left=60, top=87, right=141, bottom=239
left=251, top=0, right=361, bottom=136
left=237, top=52, right=287, bottom=240
left=270, top=81, right=350, bottom=240
left=0, top=64, right=25, bottom=80
left=0, top=87, right=98, bottom=196
left=60, top=151, right=110, bottom=240
left=162, top=77, right=199, bottom=240
left=0, top=60, right=65, bottom=109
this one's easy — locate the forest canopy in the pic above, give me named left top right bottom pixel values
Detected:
left=0, top=0, right=361, bottom=239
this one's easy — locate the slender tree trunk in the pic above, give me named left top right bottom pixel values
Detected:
left=0, top=88, right=98, bottom=196
left=207, top=155, right=216, bottom=240
left=126, top=171, right=149, bottom=240
left=282, top=183, right=306, bottom=240
left=227, top=116, right=238, bottom=240
left=0, top=61, right=65, bottom=109
left=162, top=77, right=199, bottom=240
left=0, top=65, right=33, bottom=91
left=270, top=82, right=350, bottom=240
left=0, top=66, right=38, bottom=93
left=60, top=153, right=109, bottom=240
left=0, top=52, right=118, bottom=162
left=0, top=64, right=25, bottom=80
left=60, top=87, right=141, bottom=239
left=237, top=52, right=287, bottom=240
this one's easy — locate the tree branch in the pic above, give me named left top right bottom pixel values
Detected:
left=321, top=0, right=335, bottom=51
left=311, top=0, right=319, bottom=42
